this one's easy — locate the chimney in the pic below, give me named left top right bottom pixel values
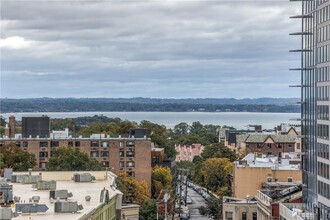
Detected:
left=9, top=115, right=15, bottom=138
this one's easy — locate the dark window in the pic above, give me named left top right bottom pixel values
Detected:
left=278, top=144, right=282, bottom=148
left=289, top=144, right=293, bottom=148
left=242, top=212, right=247, bottom=220
left=75, top=141, right=80, bottom=147
left=39, top=152, right=48, bottom=158
left=68, top=141, right=73, bottom=147
left=0, top=142, right=4, bottom=147
left=101, top=151, right=109, bottom=157
left=253, top=212, right=257, bottom=220
left=120, top=151, right=124, bottom=157
left=267, top=143, right=272, bottom=148
left=127, top=171, right=135, bottom=177
left=119, top=161, right=124, bottom=168
left=39, top=141, right=48, bottom=148
left=15, top=142, right=21, bottom=147
left=51, top=141, right=59, bottom=147
left=23, top=141, right=28, bottom=148
left=102, top=161, right=109, bottom=167
left=90, top=141, right=99, bottom=147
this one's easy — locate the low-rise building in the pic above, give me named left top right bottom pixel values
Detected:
left=256, top=183, right=303, bottom=220
left=279, top=203, right=317, bottom=220
left=1, top=170, right=139, bottom=220
left=233, top=153, right=302, bottom=198
left=222, top=196, right=258, bottom=220
left=175, top=144, right=204, bottom=162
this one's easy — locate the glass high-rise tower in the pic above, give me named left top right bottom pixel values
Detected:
left=291, top=0, right=330, bottom=218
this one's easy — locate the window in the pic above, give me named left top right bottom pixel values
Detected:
left=242, top=212, right=247, bottom=220
left=23, top=141, right=28, bottom=148
left=126, top=161, right=135, bottom=168
left=120, top=151, right=124, bottom=157
left=102, top=161, right=109, bottom=167
left=39, top=162, right=47, bottom=169
left=126, top=151, right=135, bottom=157
left=90, top=141, right=99, bottom=147
left=75, top=141, right=80, bottom=147
left=297, top=143, right=301, bottom=149
left=267, top=177, right=272, bottom=182
left=267, top=143, right=272, bottom=148
left=126, top=141, right=135, bottom=147
left=101, top=151, right=109, bottom=157
left=0, top=142, right=4, bottom=147
left=225, top=212, right=233, bottom=220
left=253, top=212, right=257, bottom=220
left=127, top=171, right=135, bottom=177
left=119, top=161, right=124, bottom=168
left=101, top=141, right=109, bottom=148
left=68, top=141, right=73, bottom=147
left=16, top=141, right=21, bottom=147
left=288, top=144, right=293, bottom=148
left=51, top=141, right=59, bottom=148
left=120, top=142, right=124, bottom=148
left=288, top=177, right=293, bottom=182
left=39, top=141, right=48, bottom=148
left=278, top=144, right=282, bottom=149
left=90, top=151, right=99, bottom=158
left=39, top=152, right=48, bottom=158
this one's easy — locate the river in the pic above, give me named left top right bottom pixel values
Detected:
left=1, top=112, right=300, bottom=129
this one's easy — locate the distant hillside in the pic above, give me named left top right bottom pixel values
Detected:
left=0, top=97, right=300, bottom=113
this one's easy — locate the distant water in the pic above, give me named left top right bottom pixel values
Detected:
left=1, top=112, right=300, bottom=129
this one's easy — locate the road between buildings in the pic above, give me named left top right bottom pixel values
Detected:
left=186, top=187, right=209, bottom=220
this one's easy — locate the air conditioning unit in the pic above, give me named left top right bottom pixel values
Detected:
left=49, top=190, right=73, bottom=200
left=72, top=173, right=95, bottom=182
left=54, top=201, right=83, bottom=213
left=32, top=180, right=56, bottom=190
left=0, top=207, right=17, bottom=220
left=15, top=203, right=48, bottom=213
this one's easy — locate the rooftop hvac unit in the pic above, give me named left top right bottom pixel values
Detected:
left=15, top=203, right=49, bottom=213
left=54, top=201, right=83, bottom=213
left=12, top=175, right=42, bottom=184
left=72, top=173, right=95, bottom=182
left=0, top=184, right=13, bottom=205
left=49, top=190, right=73, bottom=200
left=32, top=180, right=56, bottom=190
left=0, top=207, right=17, bottom=220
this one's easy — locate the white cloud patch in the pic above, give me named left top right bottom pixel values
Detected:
left=0, top=36, right=32, bottom=49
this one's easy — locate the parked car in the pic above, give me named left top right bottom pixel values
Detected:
left=186, top=196, right=192, bottom=204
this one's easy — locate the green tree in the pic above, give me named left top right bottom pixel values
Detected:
left=0, top=143, right=37, bottom=171
left=201, top=143, right=237, bottom=162
left=47, top=147, right=104, bottom=171
left=139, top=199, right=160, bottom=220
left=199, top=197, right=223, bottom=220
left=173, top=122, right=190, bottom=136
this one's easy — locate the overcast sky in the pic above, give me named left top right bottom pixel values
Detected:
left=0, top=0, right=301, bottom=99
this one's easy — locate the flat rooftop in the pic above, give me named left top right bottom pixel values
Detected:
left=7, top=171, right=120, bottom=220
left=235, top=153, right=301, bottom=170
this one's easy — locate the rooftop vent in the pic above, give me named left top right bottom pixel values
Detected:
left=15, top=203, right=49, bottom=213
left=32, top=180, right=56, bottom=190
left=49, top=190, right=73, bottom=200
left=72, top=173, right=95, bottom=182
left=54, top=201, right=83, bottom=213
left=0, top=207, right=17, bottom=220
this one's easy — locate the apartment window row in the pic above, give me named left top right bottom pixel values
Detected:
left=317, top=105, right=330, bottom=120
left=318, top=4, right=330, bottom=24
left=317, top=86, right=329, bottom=101
left=317, top=45, right=329, bottom=63
left=317, top=67, right=329, bottom=82
left=317, top=124, right=329, bottom=140
left=318, top=142, right=330, bottom=159
left=318, top=180, right=330, bottom=199
left=90, top=141, right=110, bottom=148
left=318, top=161, right=330, bottom=179
left=119, top=161, right=135, bottom=168
left=119, top=151, right=135, bottom=157
left=90, top=151, right=109, bottom=158
left=318, top=25, right=330, bottom=43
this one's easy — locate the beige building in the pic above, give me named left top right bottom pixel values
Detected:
left=233, top=153, right=302, bottom=198
left=2, top=170, right=139, bottom=220
left=222, top=196, right=257, bottom=220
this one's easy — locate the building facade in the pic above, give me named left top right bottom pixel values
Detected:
left=0, top=137, right=152, bottom=186
left=175, top=144, right=204, bottom=162
left=233, top=154, right=302, bottom=198
left=291, top=0, right=330, bottom=218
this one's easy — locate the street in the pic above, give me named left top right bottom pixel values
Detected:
left=186, top=187, right=209, bottom=220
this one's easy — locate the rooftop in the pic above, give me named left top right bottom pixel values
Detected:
left=5, top=171, right=121, bottom=220
left=244, top=134, right=297, bottom=143
left=235, top=153, right=301, bottom=170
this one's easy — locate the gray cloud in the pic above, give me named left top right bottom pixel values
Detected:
left=1, top=0, right=301, bottom=98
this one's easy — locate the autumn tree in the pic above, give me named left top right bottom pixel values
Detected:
left=151, top=166, right=172, bottom=199
left=47, top=147, right=104, bottom=171
left=200, top=158, right=233, bottom=196
left=116, top=172, right=150, bottom=205
left=0, top=143, right=37, bottom=171
left=199, top=197, right=223, bottom=219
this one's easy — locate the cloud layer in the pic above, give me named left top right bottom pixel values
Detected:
left=1, top=0, right=301, bottom=98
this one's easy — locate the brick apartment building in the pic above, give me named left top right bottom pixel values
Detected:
left=1, top=116, right=153, bottom=185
